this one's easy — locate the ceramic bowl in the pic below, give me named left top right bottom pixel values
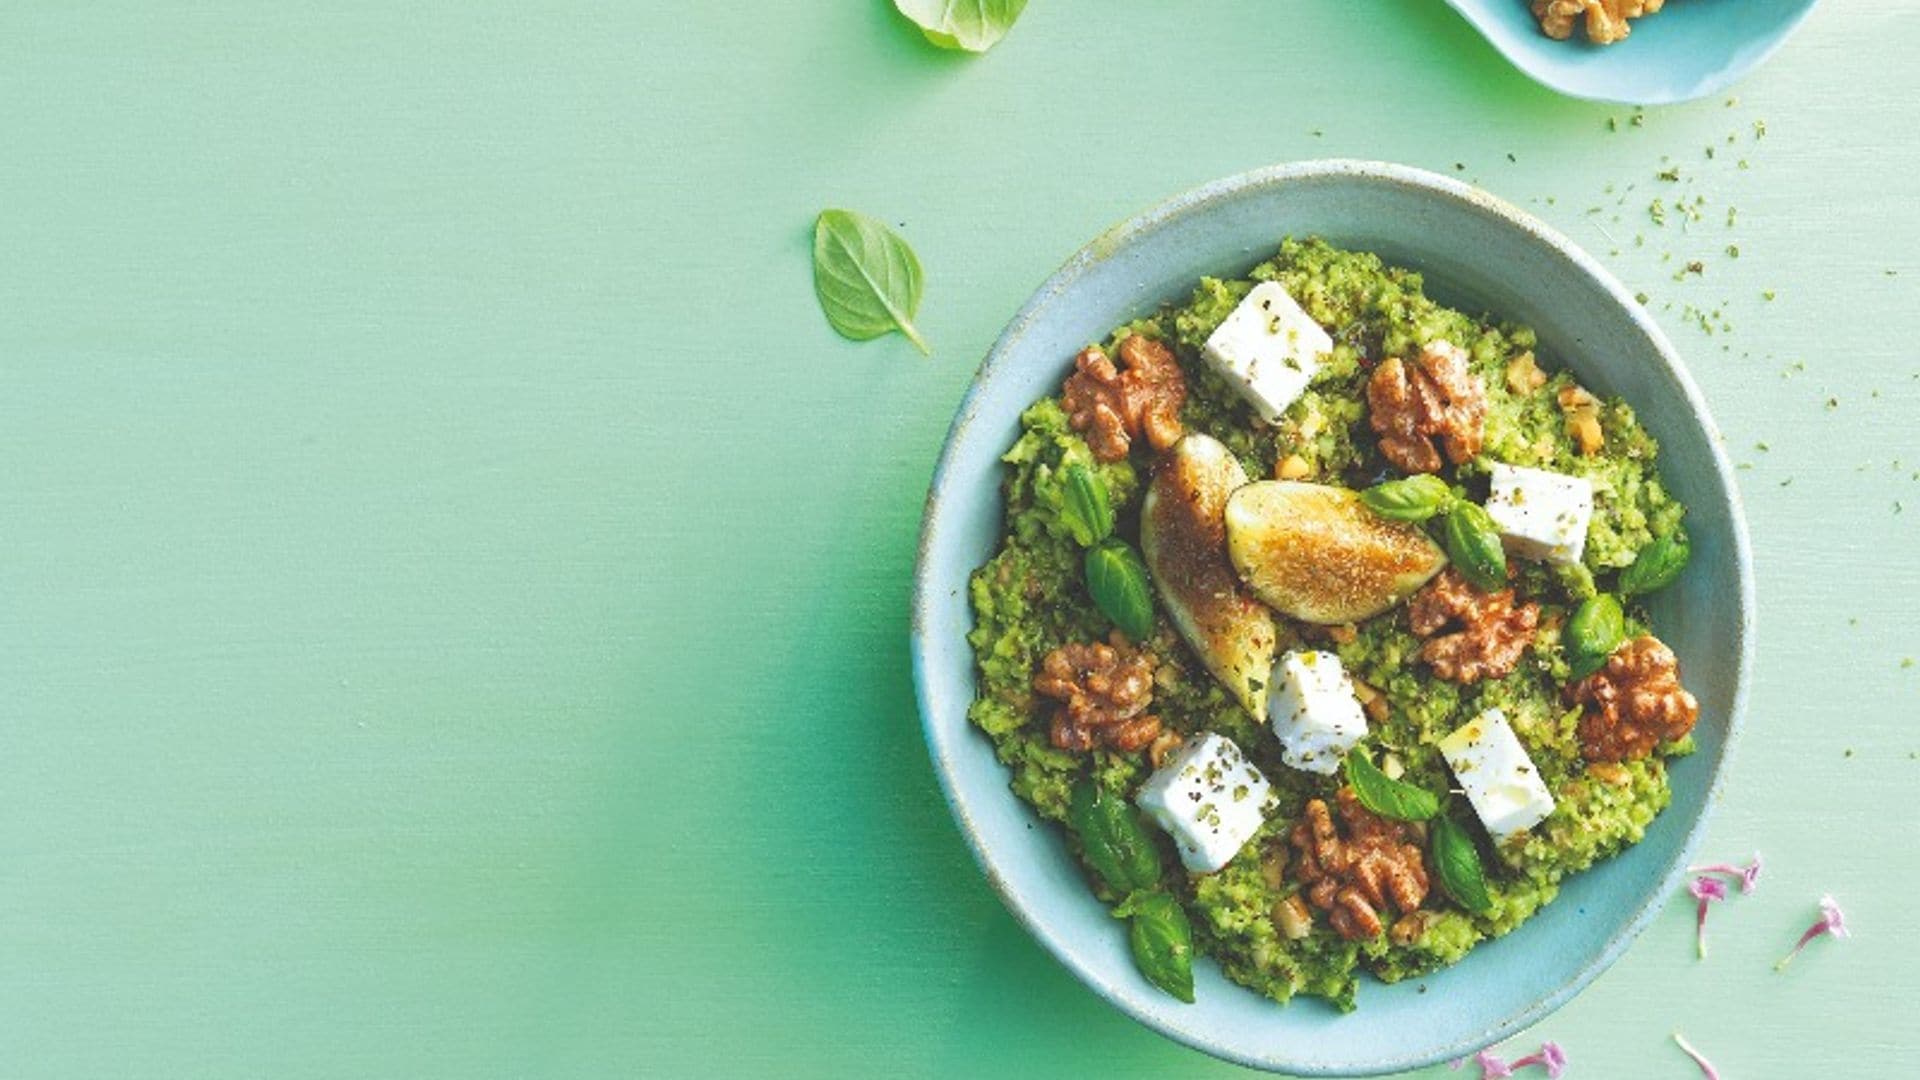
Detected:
left=909, top=161, right=1753, bottom=1075
left=1444, top=0, right=1820, bottom=104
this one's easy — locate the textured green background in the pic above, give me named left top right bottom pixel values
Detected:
left=1, top=2, right=1914, bottom=1077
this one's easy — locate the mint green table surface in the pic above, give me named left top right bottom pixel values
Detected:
left=2, top=3, right=1914, bottom=1077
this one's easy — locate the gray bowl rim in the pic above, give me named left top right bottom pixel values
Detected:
left=908, top=159, right=1754, bottom=1075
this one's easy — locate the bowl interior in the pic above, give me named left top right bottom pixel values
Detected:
left=911, top=161, right=1751, bottom=1076
left=1443, top=0, right=1819, bottom=105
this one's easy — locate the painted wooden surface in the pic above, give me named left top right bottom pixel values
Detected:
left=0, top=3, right=1913, bottom=1077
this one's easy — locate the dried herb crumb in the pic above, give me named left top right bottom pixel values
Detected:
left=1756, top=442, right=1770, bottom=452
left=1754, top=119, right=1768, bottom=139
left=1631, top=111, right=1646, bottom=127
left=1635, top=291, right=1650, bottom=305
left=1726, top=245, right=1741, bottom=258
left=1506, top=152, right=1517, bottom=163
left=1826, top=397, right=1840, bottom=410
left=1658, top=166, right=1682, bottom=182
left=1763, top=290, right=1777, bottom=301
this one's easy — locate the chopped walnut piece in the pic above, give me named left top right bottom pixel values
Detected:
left=1533, top=0, right=1665, bottom=45
left=1569, top=634, right=1699, bottom=761
left=1367, top=340, right=1488, bottom=474
left=1060, top=335, right=1187, bottom=463
left=1407, top=569, right=1540, bottom=684
left=1506, top=351, right=1547, bottom=395
left=1146, top=729, right=1186, bottom=770
left=1290, top=787, right=1430, bottom=941
left=1033, top=631, right=1163, bottom=753
left=1558, top=384, right=1605, bottom=455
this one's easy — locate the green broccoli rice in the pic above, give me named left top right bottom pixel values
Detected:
left=966, top=238, right=1693, bottom=1011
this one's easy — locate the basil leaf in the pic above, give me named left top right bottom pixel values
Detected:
left=1118, top=891, right=1195, bottom=1004
left=1343, top=748, right=1439, bottom=822
left=1085, top=538, right=1155, bottom=642
left=1565, top=594, right=1626, bottom=680
left=1059, top=463, right=1114, bottom=547
left=811, top=209, right=930, bottom=355
left=1442, top=502, right=1508, bottom=592
left=1360, top=475, right=1453, bottom=522
left=1432, top=814, right=1494, bottom=915
left=1068, top=781, right=1161, bottom=895
left=1619, top=532, right=1690, bottom=596
left=893, top=0, right=1027, bottom=53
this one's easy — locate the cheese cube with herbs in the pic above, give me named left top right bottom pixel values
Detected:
left=1200, top=281, right=1333, bottom=423
left=1485, top=462, right=1594, bottom=567
left=1136, top=732, right=1274, bottom=873
left=1439, top=708, right=1556, bottom=841
left=1268, top=649, right=1369, bottom=775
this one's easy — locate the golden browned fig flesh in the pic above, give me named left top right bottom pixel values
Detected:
left=1139, top=434, right=1277, bottom=718
left=1225, top=481, right=1447, bottom=625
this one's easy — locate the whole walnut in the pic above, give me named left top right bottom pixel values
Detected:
left=1367, top=340, right=1487, bottom=475
left=1407, top=569, right=1540, bottom=685
left=1033, top=631, right=1162, bottom=753
left=1569, top=634, right=1698, bottom=761
left=1061, top=336, right=1187, bottom=462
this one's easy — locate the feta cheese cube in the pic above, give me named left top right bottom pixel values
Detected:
left=1136, top=732, right=1273, bottom=873
left=1485, top=463, right=1594, bottom=567
left=1268, top=650, right=1369, bottom=775
left=1438, top=708, right=1556, bottom=841
left=1201, top=281, right=1333, bottom=423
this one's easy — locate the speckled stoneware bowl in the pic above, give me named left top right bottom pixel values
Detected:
left=1445, top=0, right=1820, bottom=105
left=910, top=161, right=1753, bottom=1075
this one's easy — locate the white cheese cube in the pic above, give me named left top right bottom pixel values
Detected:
left=1201, top=281, right=1333, bottom=423
left=1485, top=463, right=1594, bottom=567
left=1136, top=732, right=1273, bottom=873
left=1268, top=650, right=1369, bottom=775
left=1438, top=708, right=1555, bottom=841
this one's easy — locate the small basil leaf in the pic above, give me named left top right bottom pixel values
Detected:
left=1120, top=891, right=1195, bottom=1004
left=1432, top=814, right=1494, bottom=915
left=1565, top=594, right=1626, bottom=680
left=1343, top=748, right=1439, bottom=822
left=1068, top=781, right=1162, bottom=895
left=1619, top=533, right=1690, bottom=596
left=1059, top=463, right=1114, bottom=547
left=1360, top=474, right=1453, bottom=522
left=1443, top=502, right=1508, bottom=592
left=811, top=209, right=930, bottom=355
left=1085, top=538, right=1155, bottom=642
left=893, top=0, right=1028, bottom=53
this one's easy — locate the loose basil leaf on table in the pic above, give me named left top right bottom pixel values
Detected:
left=1619, top=532, right=1690, bottom=596
left=892, top=0, right=1028, bottom=53
left=1116, top=890, right=1196, bottom=1004
left=1360, top=474, right=1453, bottom=522
left=1085, top=538, right=1155, bottom=642
left=1343, top=748, right=1440, bottom=822
left=1067, top=781, right=1161, bottom=896
left=1431, top=814, right=1495, bottom=915
left=1442, top=502, right=1508, bottom=592
left=1058, top=463, right=1113, bottom=547
left=811, top=208, right=930, bottom=355
left=1565, top=593, right=1626, bottom=680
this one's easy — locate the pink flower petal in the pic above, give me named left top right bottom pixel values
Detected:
left=1510, top=1041, right=1569, bottom=1078
left=1687, top=852, right=1763, bottom=894
left=1674, top=1032, right=1720, bottom=1079
left=1688, top=875, right=1728, bottom=959
left=1474, top=1049, right=1515, bottom=1079
left=1776, top=894, right=1849, bottom=970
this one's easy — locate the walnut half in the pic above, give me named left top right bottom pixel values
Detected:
left=1407, top=569, right=1541, bottom=685
left=1060, top=335, right=1187, bottom=463
left=1033, top=631, right=1162, bottom=753
left=1367, top=340, right=1488, bottom=475
left=1290, top=787, right=1430, bottom=941
left=1569, top=634, right=1699, bottom=761
left=1533, top=0, right=1666, bottom=45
